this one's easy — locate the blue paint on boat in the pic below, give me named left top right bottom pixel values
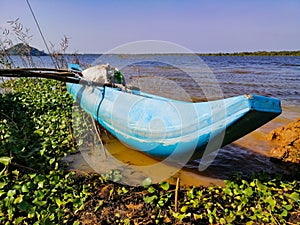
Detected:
left=66, top=77, right=281, bottom=161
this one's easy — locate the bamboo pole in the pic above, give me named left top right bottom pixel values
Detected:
left=175, top=177, right=180, bottom=212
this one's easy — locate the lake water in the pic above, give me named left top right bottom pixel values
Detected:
left=8, top=54, right=300, bottom=186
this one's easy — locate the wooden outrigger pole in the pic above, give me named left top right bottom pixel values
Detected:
left=0, top=68, right=81, bottom=83
left=0, top=68, right=107, bottom=87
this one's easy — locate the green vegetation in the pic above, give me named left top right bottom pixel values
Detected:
left=0, top=77, right=299, bottom=224
left=74, top=172, right=300, bottom=224
left=142, top=175, right=300, bottom=224
left=0, top=78, right=89, bottom=224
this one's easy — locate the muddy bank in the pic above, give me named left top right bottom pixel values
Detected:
left=267, top=118, right=300, bottom=163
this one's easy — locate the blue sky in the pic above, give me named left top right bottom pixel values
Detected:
left=1, top=0, right=299, bottom=53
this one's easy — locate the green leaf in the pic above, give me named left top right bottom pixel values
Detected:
left=244, top=187, right=253, bottom=196
left=27, top=207, right=36, bottom=218
left=219, top=217, right=226, bottom=224
left=29, top=173, right=37, bottom=179
left=122, top=187, right=129, bottom=194
left=14, top=194, right=24, bottom=204
left=142, top=177, right=152, bottom=188
left=33, top=199, right=47, bottom=207
left=283, top=204, right=293, bottom=211
left=159, top=181, right=170, bottom=191
left=187, top=188, right=195, bottom=199
left=158, top=199, right=165, bottom=207
left=38, top=181, right=45, bottom=189
left=55, top=198, right=64, bottom=207
left=180, top=205, right=188, bottom=213
left=21, top=183, right=30, bottom=193
left=265, top=196, right=276, bottom=208
left=18, top=201, right=32, bottom=211
left=148, top=186, right=156, bottom=194
left=15, top=217, right=24, bottom=225
left=281, top=209, right=288, bottom=217
left=49, top=158, right=56, bottom=165
left=285, top=192, right=299, bottom=202
left=12, top=169, right=19, bottom=177
left=193, top=213, right=202, bottom=220
left=7, top=189, right=16, bottom=197
left=256, top=179, right=267, bottom=191
left=34, top=175, right=45, bottom=184
left=223, top=187, right=232, bottom=196
left=144, top=195, right=158, bottom=204
left=0, top=156, right=12, bottom=166
left=0, top=182, right=7, bottom=189
left=73, top=221, right=80, bottom=225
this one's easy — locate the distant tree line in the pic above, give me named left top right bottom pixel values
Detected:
left=2, top=43, right=300, bottom=57
left=198, top=50, right=300, bottom=56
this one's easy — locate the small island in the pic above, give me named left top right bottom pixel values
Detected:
left=2, top=43, right=47, bottom=56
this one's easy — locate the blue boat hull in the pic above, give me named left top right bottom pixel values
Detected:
left=66, top=82, right=281, bottom=161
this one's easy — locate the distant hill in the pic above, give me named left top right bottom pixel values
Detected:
left=3, top=43, right=47, bottom=56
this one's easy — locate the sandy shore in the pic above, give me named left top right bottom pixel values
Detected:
left=267, top=118, right=300, bottom=163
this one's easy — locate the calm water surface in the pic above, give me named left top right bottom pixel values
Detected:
left=10, top=55, right=300, bottom=186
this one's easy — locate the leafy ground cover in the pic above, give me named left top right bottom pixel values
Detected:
left=0, top=78, right=89, bottom=224
left=0, top=78, right=300, bottom=224
left=76, top=173, right=300, bottom=225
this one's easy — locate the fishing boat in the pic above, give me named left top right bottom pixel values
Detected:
left=66, top=64, right=282, bottom=161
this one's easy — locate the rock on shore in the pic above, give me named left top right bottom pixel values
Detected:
left=267, top=118, right=300, bottom=163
